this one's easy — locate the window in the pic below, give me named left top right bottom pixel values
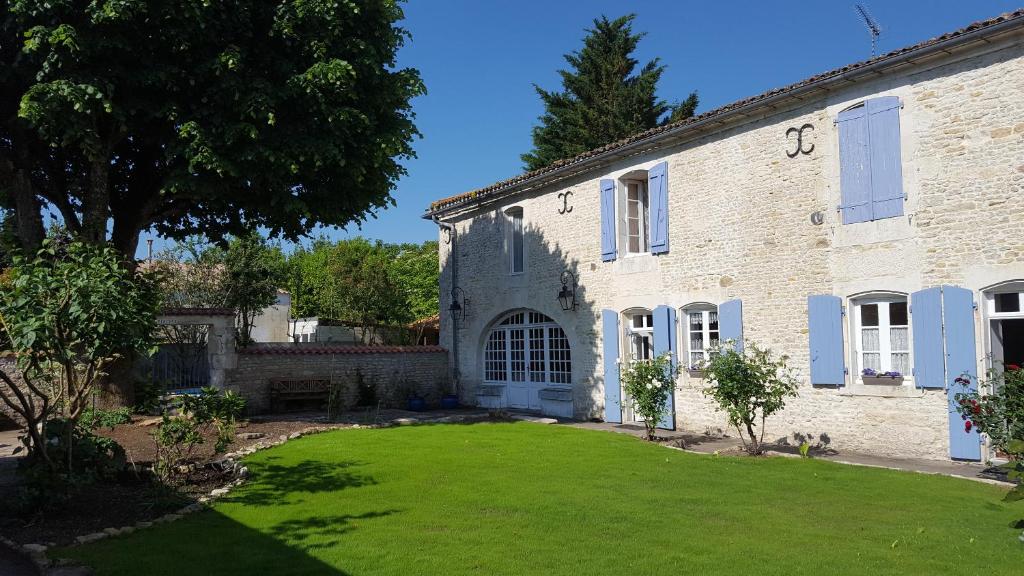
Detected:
left=624, top=180, right=649, bottom=254
left=684, top=305, right=719, bottom=368
left=837, top=96, right=904, bottom=224
left=506, top=207, right=524, bottom=274
left=984, top=283, right=1024, bottom=372
left=484, top=310, right=571, bottom=385
left=854, top=297, right=909, bottom=377
left=625, top=310, right=654, bottom=361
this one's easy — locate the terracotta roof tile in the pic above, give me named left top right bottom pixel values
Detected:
left=240, top=344, right=447, bottom=355
left=426, top=8, right=1024, bottom=215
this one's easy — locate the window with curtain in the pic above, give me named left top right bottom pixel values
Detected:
left=854, top=297, right=909, bottom=378
left=684, top=305, right=720, bottom=368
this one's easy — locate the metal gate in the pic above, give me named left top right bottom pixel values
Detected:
left=151, top=343, right=210, bottom=392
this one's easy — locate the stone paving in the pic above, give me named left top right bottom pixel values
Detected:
left=566, top=420, right=1005, bottom=485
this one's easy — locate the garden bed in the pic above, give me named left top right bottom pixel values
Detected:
left=0, top=414, right=352, bottom=547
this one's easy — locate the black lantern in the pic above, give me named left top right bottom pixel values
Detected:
left=449, top=286, right=466, bottom=321
left=557, top=271, right=578, bottom=312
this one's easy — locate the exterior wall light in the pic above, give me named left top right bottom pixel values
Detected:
left=449, top=286, right=467, bottom=322
left=558, top=271, right=578, bottom=312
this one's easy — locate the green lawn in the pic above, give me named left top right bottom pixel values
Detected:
left=60, top=422, right=1022, bottom=575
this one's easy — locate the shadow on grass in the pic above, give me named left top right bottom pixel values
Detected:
left=229, top=458, right=375, bottom=506
left=269, top=510, right=399, bottom=551
left=58, top=507, right=366, bottom=576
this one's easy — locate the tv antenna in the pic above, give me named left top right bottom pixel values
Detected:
left=855, top=4, right=882, bottom=57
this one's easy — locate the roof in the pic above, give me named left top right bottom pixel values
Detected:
left=425, top=8, right=1024, bottom=217
left=409, top=314, right=441, bottom=330
left=240, top=344, right=447, bottom=355
left=161, top=307, right=235, bottom=317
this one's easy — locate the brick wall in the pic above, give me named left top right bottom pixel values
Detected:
left=437, top=37, right=1024, bottom=460
left=224, top=344, right=450, bottom=413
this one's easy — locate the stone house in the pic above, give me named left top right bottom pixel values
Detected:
left=424, top=10, right=1024, bottom=461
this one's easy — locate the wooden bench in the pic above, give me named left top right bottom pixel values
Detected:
left=269, top=379, right=331, bottom=412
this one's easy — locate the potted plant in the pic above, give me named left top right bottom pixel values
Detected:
left=406, top=392, right=426, bottom=412
left=861, top=368, right=904, bottom=385
left=440, top=393, right=459, bottom=409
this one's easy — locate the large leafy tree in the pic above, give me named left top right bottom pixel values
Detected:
left=522, top=14, right=698, bottom=171
left=0, top=1, right=424, bottom=257
left=287, top=237, right=438, bottom=329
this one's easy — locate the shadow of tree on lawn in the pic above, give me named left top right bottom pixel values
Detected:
left=269, top=510, right=399, bottom=551
left=228, top=459, right=375, bottom=506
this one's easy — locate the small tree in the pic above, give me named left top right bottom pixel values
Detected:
left=953, top=365, right=1024, bottom=501
left=621, top=353, right=679, bottom=441
left=701, top=342, right=799, bottom=455
left=221, top=234, right=283, bottom=345
left=0, top=240, right=159, bottom=471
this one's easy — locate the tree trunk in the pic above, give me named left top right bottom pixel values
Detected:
left=745, top=420, right=760, bottom=455
left=10, top=168, right=44, bottom=254
left=82, top=161, right=110, bottom=244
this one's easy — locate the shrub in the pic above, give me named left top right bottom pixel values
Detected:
left=154, top=387, right=246, bottom=482
left=0, top=239, right=159, bottom=474
left=700, top=341, right=799, bottom=455
left=621, top=353, right=679, bottom=441
left=154, top=415, right=203, bottom=483
left=953, top=365, right=1024, bottom=501
left=80, top=407, right=133, bottom=431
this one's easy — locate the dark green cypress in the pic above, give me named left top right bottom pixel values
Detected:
left=522, top=14, right=699, bottom=171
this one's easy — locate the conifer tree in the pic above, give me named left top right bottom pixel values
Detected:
left=522, top=14, right=698, bottom=171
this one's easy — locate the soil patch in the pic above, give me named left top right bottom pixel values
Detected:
left=0, top=414, right=351, bottom=547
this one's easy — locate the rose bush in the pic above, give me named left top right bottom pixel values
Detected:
left=621, top=353, right=679, bottom=441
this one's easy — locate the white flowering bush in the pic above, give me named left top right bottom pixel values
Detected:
left=621, top=353, right=679, bottom=440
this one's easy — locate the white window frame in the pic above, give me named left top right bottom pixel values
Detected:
left=981, top=281, right=1024, bottom=381
left=505, top=206, right=525, bottom=275
left=622, top=178, right=649, bottom=256
left=482, top=311, right=571, bottom=387
left=851, top=293, right=911, bottom=383
left=682, top=304, right=719, bottom=370
left=623, top=309, right=654, bottom=363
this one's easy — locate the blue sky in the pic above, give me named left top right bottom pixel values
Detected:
left=139, top=0, right=1021, bottom=257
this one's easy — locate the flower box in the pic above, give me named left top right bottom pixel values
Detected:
left=862, top=375, right=905, bottom=386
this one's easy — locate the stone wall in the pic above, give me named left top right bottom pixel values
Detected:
left=437, top=36, right=1024, bottom=460
left=224, top=344, right=450, bottom=414
left=0, top=355, right=25, bottom=426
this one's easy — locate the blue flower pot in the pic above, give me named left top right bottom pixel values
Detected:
left=407, top=397, right=426, bottom=412
left=440, top=395, right=459, bottom=410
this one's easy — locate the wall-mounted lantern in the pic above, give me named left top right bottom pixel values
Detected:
left=449, top=286, right=467, bottom=322
left=557, top=271, right=578, bottom=312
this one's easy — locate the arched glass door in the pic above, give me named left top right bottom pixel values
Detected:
left=483, top=311, right=571, bottom=410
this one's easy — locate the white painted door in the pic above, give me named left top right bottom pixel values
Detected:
left=483, top=311, right=572, bottom=412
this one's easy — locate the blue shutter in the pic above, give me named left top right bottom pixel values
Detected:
left=807, top=295, right=846, bottom=386
left=653, top=305, right=676, bottom=430
left=718, top=299, right=743, bottom=352
left=648, top=162, right=669, bottom=255
left=866, top=97, right=904, bottom=220
left=600, top=179, right=617, bottom=262
left=911, top=288, right=945, bottom=389
left=602, top=309, right=622, bottom=423
left=837, top=105, right=872, bottom=224
left=942, top=285, right=981, bottom=461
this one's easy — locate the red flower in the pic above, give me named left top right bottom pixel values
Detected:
left=1008, top=364, right=1021, bottom=371
left=972, top=406, right=981, bottom=414
left=965, top=421, right=973, bottom=432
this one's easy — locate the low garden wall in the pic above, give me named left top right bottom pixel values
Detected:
left=224, top=344, right=450, bottom=413
left=0, top=354, right=25, bottom=426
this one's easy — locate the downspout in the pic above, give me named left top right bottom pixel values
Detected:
left=431, top=215, right=459, bottom=397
